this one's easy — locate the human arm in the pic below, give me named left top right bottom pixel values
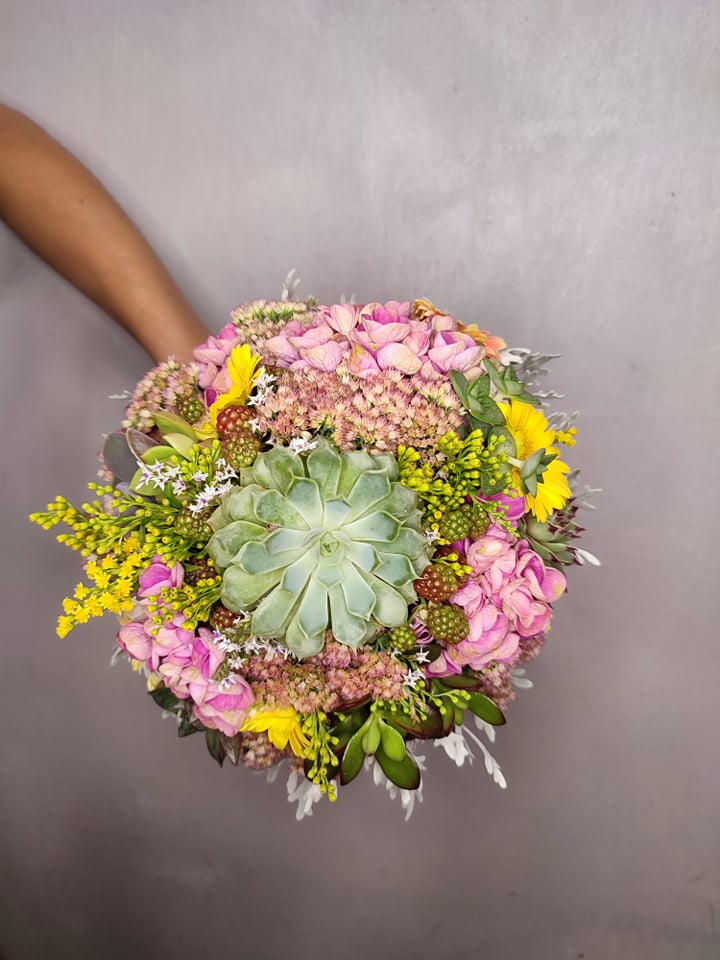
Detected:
left=0, top=104, right=210, bottom=363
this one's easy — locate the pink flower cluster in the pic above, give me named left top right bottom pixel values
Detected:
left=256, top=367, right=464, bottom=459
left=242, top=639, right=409, bottom=715
left=194, top=300, right=314, bottom=405
left=193, top=322, right=240, bottom=404
left=122, top=359, right=199, bottom=433
left=264, top=301, right=486, bottom=380
left=117, top=557, right=254, bottom=735
left=427, top=526, right=567, bottom=677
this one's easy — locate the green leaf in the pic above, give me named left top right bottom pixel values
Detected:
left=163, top=432, right=197, bottom=458
left=340, top=727, right=367, bottom=785
left=377, top=705, right=444, bottom=740
left=441, top=701, right=456, bottom=735
left=149, top=685, right=181, bottom=711
left=219, top=734, right=241, bottom=766
left=379, top=720, right=407, bottom=761
left=154, top=410, right=197, bottom=440
left=361, top=719, right=381, bottom=755
left=449, top=370, right=470, bottom=405
left=435, top=674, right=483, bottom=691
left=178, top=713, right=203, bottom=737
left=375, top=745, right=421, bottom=790
left=520, top=447, right=546, bottom=480
left=467, top=692, right=506, bottom=726
left=466, top=373, right=491, bottom=399
left=483, top=358, right=506, bottom=392
left=205, top=728, right=226, bottom=767
left=487, top=425, right=516, bottom=459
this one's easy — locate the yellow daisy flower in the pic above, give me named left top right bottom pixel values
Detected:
left=499, top=400, right=572, bottom=523
left=240, top=707, right=310, bottom=757
left=209, top=344, right=263, bottom=426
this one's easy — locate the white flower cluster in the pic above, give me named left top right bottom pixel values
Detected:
left=137, top=457, right=238, bottom=511
left=188, top=458, right=238, bottom=515
left=246, top=368, right=277, bottom=408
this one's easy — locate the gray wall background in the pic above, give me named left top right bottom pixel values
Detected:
left=1, top=2, right=718, bottom=958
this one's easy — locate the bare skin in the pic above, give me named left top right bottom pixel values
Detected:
left=0, top=104, right=210, bottom=363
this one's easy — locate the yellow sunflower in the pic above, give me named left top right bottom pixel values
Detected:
left=498, top=400, right=572, bottom=523
left=209, top=344, right=263, bottom=426
left=240, top=707, right=310, bottom=757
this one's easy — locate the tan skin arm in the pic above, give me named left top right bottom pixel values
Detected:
left=0, top=104, right=210, bottom=363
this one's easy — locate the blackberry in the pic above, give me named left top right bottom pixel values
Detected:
left=216, top=404, right=256, bottom=439
left=176, top=392, right=206, bottom=424
left=426, top=604, right=469, bottom=644
left=185, top=558, right=217, bottom=584
left=414, top=564, right=459, bottom=603
left=221, top=432, right=262, bottom=469
left=388, top=625, right=417, bottom=653
left=174, top=508, right=212, bottom=541
left=210, top=604, right=240, bottom=632
left=438, top=505, right=472, bottom=542
left=467, top=503, right=491, bottom=538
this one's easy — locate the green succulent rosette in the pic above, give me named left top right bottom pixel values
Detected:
left=207, top=439, right=431, bottom=658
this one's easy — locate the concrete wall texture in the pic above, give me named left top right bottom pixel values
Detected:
left=1, top=2, right=718, bottom=958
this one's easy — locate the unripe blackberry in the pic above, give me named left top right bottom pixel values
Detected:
left=221, top=432, right=262, bottom=469
left=216, top=404, right=256, bottom=439
left=438, top=505, right=472, bottom=542
left=174, top=508, right=212, bottom=541
left=415, top=564, right=458, bottom=603
left=467, top=504, right=491, bottom=538
left=389, top=625, right=417, bottom=653
left=426, top=604, right=469, bottom=644
left=176, top=392, right=206, bottom=424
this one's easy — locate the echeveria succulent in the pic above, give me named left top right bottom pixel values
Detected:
left=207, top=440, right=430, bottom=658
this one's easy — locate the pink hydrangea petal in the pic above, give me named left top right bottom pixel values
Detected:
left=300, top=341, right=348, bottom=372
left=324, top=304, right=359, bottom=335
left=376, top=342, right=423, bottom=374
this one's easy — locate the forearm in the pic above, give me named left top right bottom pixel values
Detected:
left=0, top=105, right=210, bottom=363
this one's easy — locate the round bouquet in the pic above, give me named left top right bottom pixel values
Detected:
left=32, top=292, right=597, bottom=818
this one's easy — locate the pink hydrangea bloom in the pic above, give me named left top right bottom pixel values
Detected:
left=193, top=322, right=241, bottom=392
left=192, top=680, right=255, bottom=737
left=262, top=300, right=488, bottom=380
left=117, top=620, right=154, bottom=667
left=426, top=531, right=566, bottom=678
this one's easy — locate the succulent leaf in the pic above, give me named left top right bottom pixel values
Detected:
left=208, top=439, right=430, bottom=657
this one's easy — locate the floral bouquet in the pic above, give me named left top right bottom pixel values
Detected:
left=32, top=290, right=597, bottom=818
